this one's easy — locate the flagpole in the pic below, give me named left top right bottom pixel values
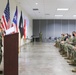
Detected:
left=19, top=31, right=21, bottom=54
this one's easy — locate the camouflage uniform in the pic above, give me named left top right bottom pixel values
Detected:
left=67, top=36, right=76, bottom=64
left=59, top=35, right=65, bottom=53
left=55, top=33, right=76, bottom=72
left=0, top=33, right=2, bottom=64
left=72, top=37, right=76, bottom=62
left=62, top=40, right=69, bottom=56
left=55, top=38, right=60, bottom=48
left=39, top=32, right=42, bottom=42
left=66, top=37, right=73, bottom=59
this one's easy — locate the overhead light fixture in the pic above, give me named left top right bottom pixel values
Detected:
left=57, top=8, right=69, bottom=11
left=73, top=15, right=76, bottom=17
left=55, top=15, right=63, bottom=17
left=36, top=3, right=38, bottom=5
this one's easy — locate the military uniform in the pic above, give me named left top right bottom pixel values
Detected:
left=39, top=32, right=42, bottom=42
left=0, top=32, right=2, bottom=64
left=65, top=37, right=73, bottom=59
left=55, top=32, right=76, bottom=72
left=67, top=35, right=76, bottom=72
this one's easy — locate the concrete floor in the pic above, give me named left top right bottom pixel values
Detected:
left=19, top=42, right=76, bottom=75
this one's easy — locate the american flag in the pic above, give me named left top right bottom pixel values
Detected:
left=1, top=0, right=10, bottom=31
left=12, top=6, right=18, bottom=33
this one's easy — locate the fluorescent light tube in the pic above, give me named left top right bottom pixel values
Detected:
left=57, top=8, right=68, bottom=11
left=73, top=15, right=76, bottom=17
left=55, top=15, right=63, bottom=17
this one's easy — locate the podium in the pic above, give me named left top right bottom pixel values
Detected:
left=4, top=33, right=18, bottom=75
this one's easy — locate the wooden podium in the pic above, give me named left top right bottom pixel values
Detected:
left=4, top=33, right=18, bottom=75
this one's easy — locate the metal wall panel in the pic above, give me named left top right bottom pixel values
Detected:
left=55, top=20, right=61, bottom=37
left=62, top=20, right=68, bottom=34
left=33, top=20, right=39, bottom=37
left=40, top=20, right=46, bottom=41
left=33, top=19, right=76, bottom=40
left=68, top=20, right=75, bottom=34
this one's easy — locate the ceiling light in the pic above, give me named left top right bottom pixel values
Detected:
left=36, top=3, right=38, bottom=5
left=73, top=15, right=76, bottom=17
left=57, top=8, right=69, bottom=11
left=55, top=15, right=63, bottom=17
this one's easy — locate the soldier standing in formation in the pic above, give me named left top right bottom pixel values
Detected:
left=39, top=32, right=42, bottom=42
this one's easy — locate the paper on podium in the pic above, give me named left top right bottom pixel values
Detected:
left=6, top=27, right=15, bottom=35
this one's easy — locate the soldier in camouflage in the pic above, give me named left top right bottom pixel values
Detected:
left=0, top=19, right=2, bottom=64
left=0, top=19, right=3, bottom=74
left=39, top=32, right=42, bottom=42
left=0, top=33, right=2, bottom=64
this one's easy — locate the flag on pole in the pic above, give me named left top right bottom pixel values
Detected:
left=12, top=6, right=18, bottom=33
left=24, top=19, right=26, bottom=39
left=1, top=0, right=10, bottom=31
left=19, top=11, right=24, bottom=38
